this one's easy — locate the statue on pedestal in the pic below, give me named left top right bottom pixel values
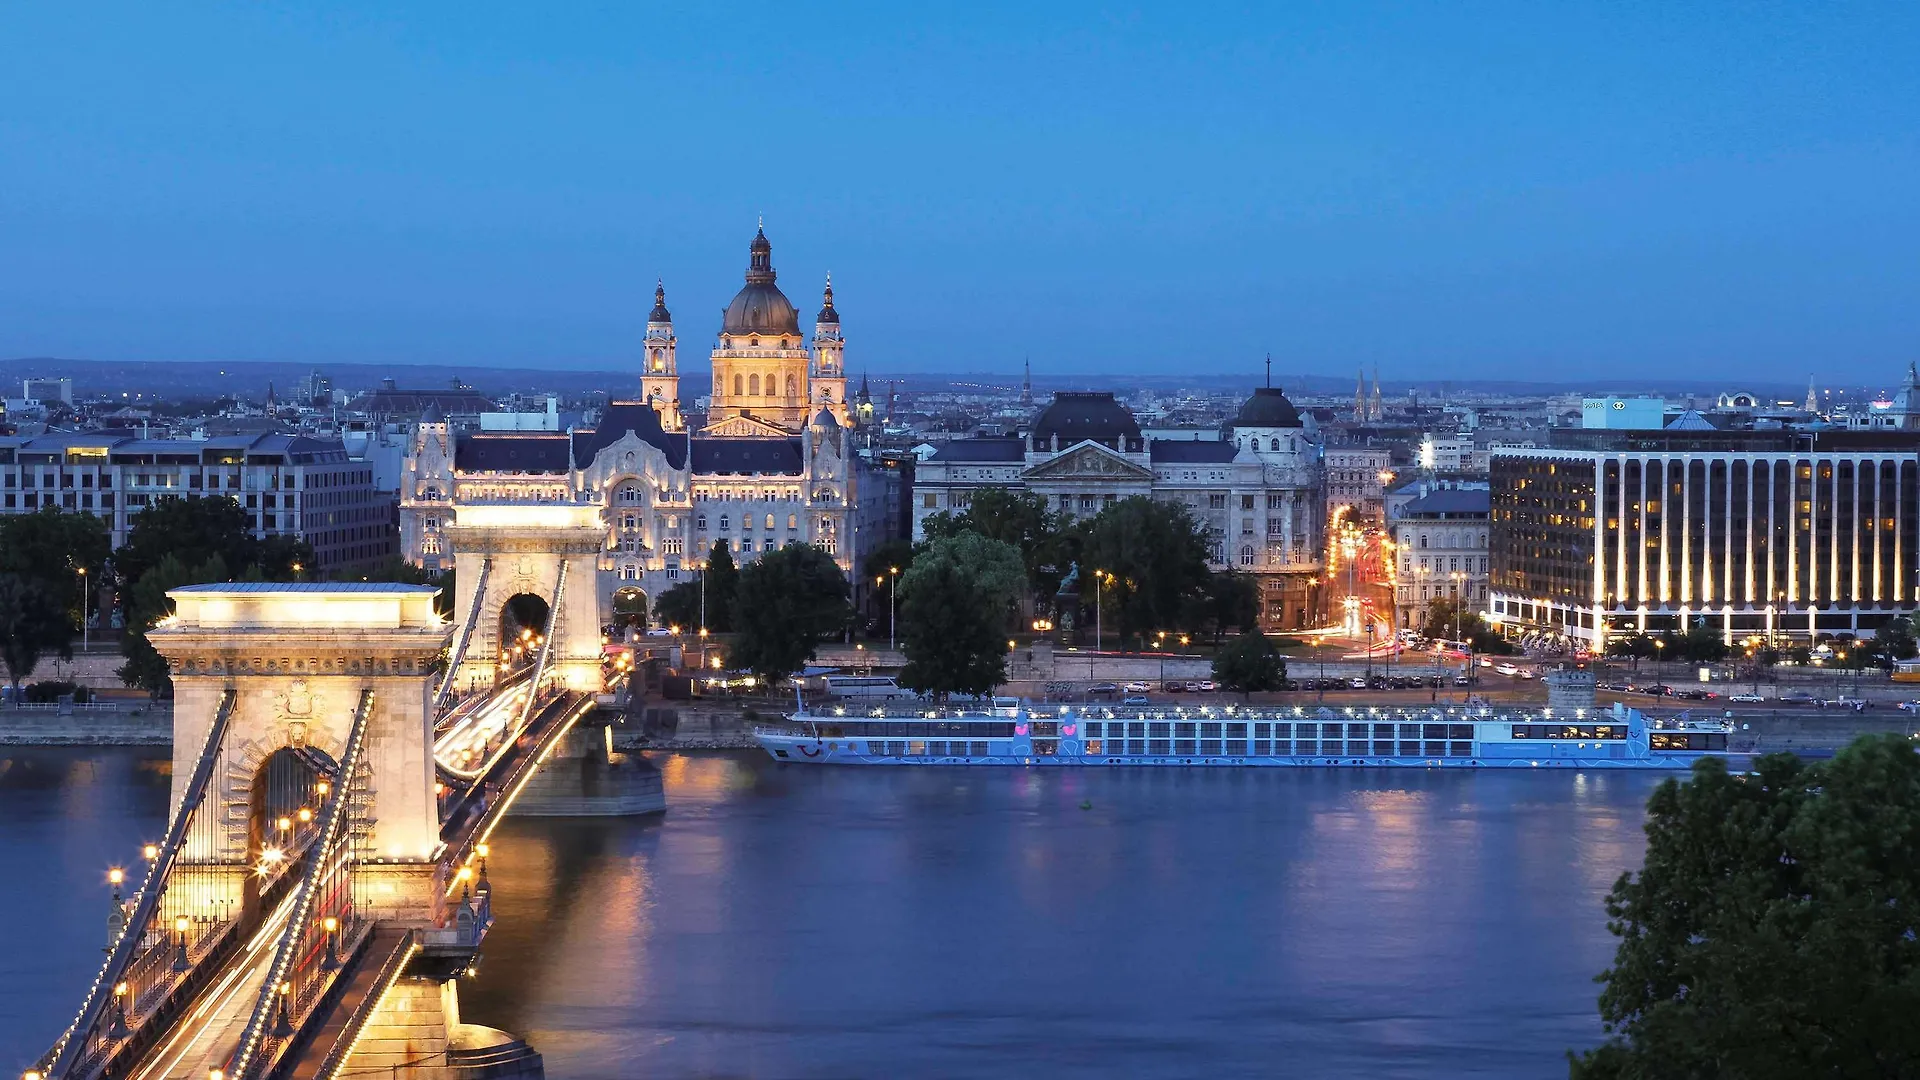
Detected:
left=1054, top=561, right=1082, bottom=647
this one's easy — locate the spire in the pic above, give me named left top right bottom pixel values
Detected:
left=1370, top=363, right=1383, bottom=421
left=1354, top=368, right=1366, bottom=423
left=746, top=223, right=774, bottom=284
left=649, top=278, right=672, bottom=323
left=1805, top=374, right=1818, bottom=414
left=858, top=371, right=871, bottom=404
left=1021, top=356, right=1033, bottom=407
left=816, top=272, right=838, bottom=324
left=1265, top=352, right=1272, bottom=388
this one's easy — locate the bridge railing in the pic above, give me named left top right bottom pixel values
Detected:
left=226, top=688, right=377, bottom=1080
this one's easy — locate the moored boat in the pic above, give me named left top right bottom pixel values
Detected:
left=755, top=700, right=1731, bottom=769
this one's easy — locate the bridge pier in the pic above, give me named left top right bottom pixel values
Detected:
left=508, top=714, right=665, bottom=817
left=346, top=977, right=543, bottom=1079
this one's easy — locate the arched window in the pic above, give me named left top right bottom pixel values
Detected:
left=1240, top=545, right=1255, bottom=566
left=733, top=374, right=744, bottom=397
left=1418, top=534, right=1428, bottom=549
left=765, top=513, right=774, bottom=529
left=748, top=374, right=761, bottom=396
left=788, top=514, right=798, bottom=529
left=1270, top=437, right=1281, bottom=451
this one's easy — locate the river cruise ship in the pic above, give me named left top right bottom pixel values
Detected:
left=755, top=700, right=1732, bottom=769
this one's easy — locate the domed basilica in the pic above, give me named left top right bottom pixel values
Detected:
left=400, top=227, right=877, bottom=618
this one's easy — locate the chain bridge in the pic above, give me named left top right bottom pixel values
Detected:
left=23, top=505, right=660, bottom=1080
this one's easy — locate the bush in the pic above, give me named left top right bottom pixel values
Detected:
left=23, top=680, right=91, bottom=703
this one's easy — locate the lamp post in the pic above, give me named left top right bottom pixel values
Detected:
left=1094, top=569, right=1105, bottom=653
left=77, top=565, right=89, bottom=652
left=889, top=566, right=899, bottom=652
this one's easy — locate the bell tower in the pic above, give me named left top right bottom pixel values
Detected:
left=811, top=273, right=850, bottom=428
left=641, top=280, right=682, bottom=431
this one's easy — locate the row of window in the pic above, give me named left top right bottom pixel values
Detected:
left=1649, top=732, right=1730, bottom=751
left=1082, top=721, right=1477, bottom=740
left=1508, top=725, right=1627, bottom=740
left=1086, top=739, right=1477, bottom=758
left=824, top=721, right=1018, bottom=738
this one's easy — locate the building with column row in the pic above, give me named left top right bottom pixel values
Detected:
left=1489, top=425, right=1920, bottom=648
left=912, top=386, right=1326, bottom=631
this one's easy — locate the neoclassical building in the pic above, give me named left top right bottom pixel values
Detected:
left=400, top=228, right=868, bottom=620
left=913, top=387, right=1326, bottom=630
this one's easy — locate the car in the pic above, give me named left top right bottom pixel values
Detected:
left=1477, top=656, right=1494, bottom=667
left=1348, top=676, right=1369, bottom=689
left=1196, top=680, right=1217, bottom=692
left=645, top=626, right=674, bottom=637
left=1122, top=681, right=1152, bottom=693
left=1494, top=663, right=1521, bottom=677
left=1087, top=682, right=1119, bottom=695
left=1162, top=681, right=1186, bottom=693
left=1517, top=669, right=1536, bottom=679
left=1122, top=695, right=1151, bottom=705
left=1453, top=675, right=1474, bottom=686
left=1727, top=693, right=1767, bottom=703
left=1899, top=701, right=1920, bottom=713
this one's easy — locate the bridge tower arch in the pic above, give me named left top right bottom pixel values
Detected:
left=445, top=502, right=607, bottom=694
left=151, top=583, right=451, bottom=911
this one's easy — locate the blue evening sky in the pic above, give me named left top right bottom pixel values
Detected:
left=1, top=3, right=1916, bottom=382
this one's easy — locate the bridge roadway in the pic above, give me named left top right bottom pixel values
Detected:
left=91, top=676, right=595, bottom=1080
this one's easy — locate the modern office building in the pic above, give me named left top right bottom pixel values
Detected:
left=0, top=432, right=396, bottom=573
left=1488, top=427, right=1920, bottom=647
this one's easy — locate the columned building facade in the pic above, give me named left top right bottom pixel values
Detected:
left=1488, top=428, right=1920, bottom=648
left=913, top=388, right=1326, bottom=630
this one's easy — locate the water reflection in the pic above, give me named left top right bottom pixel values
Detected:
left=0, top=750, right=1663, bottom=1079
left=460, top=754, right=1664, bottom=1080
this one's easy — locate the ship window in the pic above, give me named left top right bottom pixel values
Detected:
left=1174, top=739, right=1196, bottom=756
left=1032, top=721, right=1060, bottom=737
left=1254, top=740, right=1272, bottom=755
left=1373, top=740, right=1396, bottom=755
left=1399, top=723, right=1421, bottom=739
left=1449, top=741, right=1473, bottom=757
left=908, top=740, right=926, bottom=755
left=1424, top=741, right=1447, bottom=756
left=1297, top=723, right=1318, bottom=739
left=972, top=742, right=989, bottom=757
left=1200, top=723, right=1221, bottom=739
left=1149, top=739, right=1170, bottom=755
left=1226, top=740, right=1247, bottom=755
left=1254, top=723, right=1270, bottom=739
left=1423, top=723, right=1448, bottom=739
left=1128, top=722, right=1146, bottom=738
left=1373, top=723, right=1395, bottom=739
left=1226, top=723, right=1246, bottom=738
left=1149, top=722, right=1170, bottom=738
left=1175, top=722, right=1196, bottom=738
left=1511, top=725, right=1530, bottom=739
left=1271, top=723, right=1291, bottom=739
left=1399, top=741, right=1423, bottom=756
left=1450, top=724, right=1473, bottom=740
left=929, top=741, right=947, bottom=757
left=1200, top=740, right=1222, bottom=755
left=1086, top=739, right=1102, bottom=755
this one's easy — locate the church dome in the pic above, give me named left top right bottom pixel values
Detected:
left=649, top=280, right=672, bottom=323
left=1234, top=387, right=1303, bottom=428
left=811, top=407, right=841, bottom=429
left=816, top=274, right=839, bottom=325
left=722, top=227, right=800, bottom=337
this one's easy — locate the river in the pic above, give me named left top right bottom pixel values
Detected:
left=0, top=749, right=1663, bottom=1078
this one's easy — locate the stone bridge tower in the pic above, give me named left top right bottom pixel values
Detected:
left=444, top=502, right=608, bottom=694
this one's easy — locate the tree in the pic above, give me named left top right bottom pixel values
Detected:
left=898, top=560, right=1010, bottom=699
left=702, top=543, right=740, bottom=633
left=896, top=534, right=1026, bottom=698
left=1420, top=595, right=1513, bottom=657
left=0, top=574, right=75, bottom=693
left=922, top=488, right=1076, bottom=611
left=653, top=580, right=702, bottom=633
left=728, top=544, right=850, bottom=685
left=1212, top=631, right=1285, bottom=700
left=860, top=536, right=919, bottom=637
left=1193, top=570, right=1259, bottom=642
left=113, top=496, right=259, bottom=590
left=1680, top=619, right=1729, bottom=663
left=1878, top=615, right=1919, bottom=663
left=0, top=507, right=112, bottom=626
left=1075, top=496, right=1213, bottom=649
left=1572, top=737, right=1920, bottom=1077
left=117, top=553, right=230, bottom=697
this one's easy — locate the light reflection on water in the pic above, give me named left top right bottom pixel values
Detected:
left=460, top=754, right=1665, bottom=1080
left=0, top=749, right=1666, bottom=1079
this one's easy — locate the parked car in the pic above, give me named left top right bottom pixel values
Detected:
left=1122, top=695, right=1151, bottom=705
left=1727, top=693, right=1767, bottom=703
left=1196, top=680, right=1217, bottom=692
left=1122, top=681, right=1152, bottom=693
left=1898, top=700, right=1920, bottom=713
left=1163, top=681, right=1186, bottom=693
left=1087, top=682, right=1119, bottom=695
left=1347, top=676, right=1370, bottom=689
left=645, top=626, right=675, bottom=637
left=1494, top=663, right=1521, bottom=677
left=1452, top=675, right=1474, bottom=686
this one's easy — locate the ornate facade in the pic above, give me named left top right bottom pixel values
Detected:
left=912, top=388, right=1326, bottom=630
left=399, top=228, right=867, bottom=621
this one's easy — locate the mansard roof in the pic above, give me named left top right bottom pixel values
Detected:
left=928, top=438, right=1027, bottom=462
left=1148, top=439, right=1237, bottom=463
left=453, top=433, right=572, bottom=473
left=691, top=437, right=805, bottom=476
left=573, top=401, right=687, bottom=469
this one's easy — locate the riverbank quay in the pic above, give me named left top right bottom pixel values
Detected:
left=0, top=702, right=170, bottom=745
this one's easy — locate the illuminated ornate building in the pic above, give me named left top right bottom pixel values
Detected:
left=399, top=228, right=869, bottom=620
left=912, top=386, right=1326, bottom=630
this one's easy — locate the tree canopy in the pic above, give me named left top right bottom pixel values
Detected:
left=0, top=574, right=74, bottom=692
left=1211, top=631, right=1286, bottom=699
left=0, top=507, right=111, bottom=625
left=1573, top=737, right=1920, bottom=1078
left=923, top=488, right=1072, bottom=603
left=652, top=580, right=702, bottom=634
left=896, top=533, right=1025, bottom=698
left=1075, top=496, right=1214, bottom=648
left=701, top=543, right=740, bottom=633
left=727, top=543, right=850, bottom=684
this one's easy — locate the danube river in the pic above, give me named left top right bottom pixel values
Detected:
left=0, top=748, right=1666, bottom=1078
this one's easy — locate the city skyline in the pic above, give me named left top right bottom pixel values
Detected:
left=2, top=5, right=1917, bottom=379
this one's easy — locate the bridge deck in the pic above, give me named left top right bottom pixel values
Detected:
left=276, top=927, right=414, bottom=1080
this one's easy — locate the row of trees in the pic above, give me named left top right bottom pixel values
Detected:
left=1605, top=615, right=1920, bottom=668
left=652, top=541, right=853, bottom=686
left=0, top=498, right=320, bottom=696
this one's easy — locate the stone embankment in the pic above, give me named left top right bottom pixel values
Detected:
left=0, top=702, right=170, bottom=745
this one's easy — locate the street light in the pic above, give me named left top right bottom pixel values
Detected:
left=77, top=566, right=89, bottom=652
left=888, top=566, right=900, bottom=651
left=1093, top=569, right=1107, bottom=652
